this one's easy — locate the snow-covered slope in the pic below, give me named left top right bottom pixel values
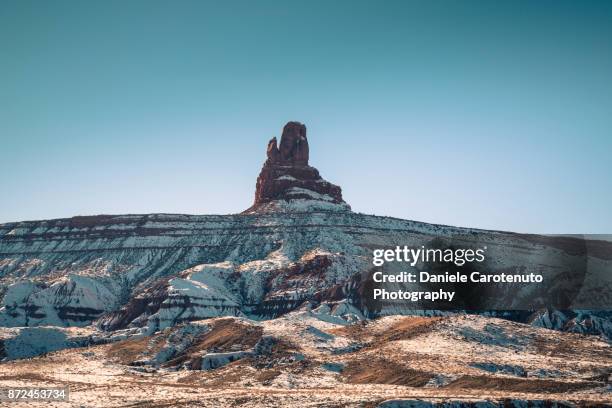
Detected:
left=1, top=210, right=611, bottom=340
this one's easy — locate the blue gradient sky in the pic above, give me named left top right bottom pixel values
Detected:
left=1, top=1, right=611, bottom=233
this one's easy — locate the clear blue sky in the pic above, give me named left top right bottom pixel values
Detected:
left=1, top=0, right=611, bottom=233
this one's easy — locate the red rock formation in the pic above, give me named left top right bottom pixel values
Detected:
left=278, top=121, right=309, bottom=165
left=246, top=121, right=348, bottom=212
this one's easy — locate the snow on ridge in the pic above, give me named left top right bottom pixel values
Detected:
left=285, top=187, right=335, bottom=202
left=0, top=272, right=121, bottom=327
left=252, top=198, right=351, bottom=214
left=276, top=175, right=297, bottom=181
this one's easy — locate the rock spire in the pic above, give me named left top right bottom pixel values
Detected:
left=245, top=122, right=349, bottom=213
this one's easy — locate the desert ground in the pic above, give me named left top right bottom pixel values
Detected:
left=0, top=312, right=610, bottom=407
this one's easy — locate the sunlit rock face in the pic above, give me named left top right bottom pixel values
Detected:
left=246, top=121, right=349, bottom=213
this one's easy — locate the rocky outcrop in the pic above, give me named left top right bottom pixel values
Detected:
left=529, top=309, right=612, bottom=342
left=246, top=121, right=349, bottom=213
left=2, top=211, right=611, bottom=340
left=271, top=121, right=309, bottom=166
left=0, top=274, right=120, bottom=327
left=0, top=325, right=94, bottom=360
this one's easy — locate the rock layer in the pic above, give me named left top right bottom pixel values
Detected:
left=246, top=121, right=348, bottom=212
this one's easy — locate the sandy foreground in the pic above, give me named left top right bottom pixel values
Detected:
left=0, top=314, right=610, bottom=407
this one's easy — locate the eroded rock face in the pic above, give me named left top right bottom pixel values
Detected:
left=247, top=121, right=349, bottom=212
left=277, top=121, right=309, bottom=165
